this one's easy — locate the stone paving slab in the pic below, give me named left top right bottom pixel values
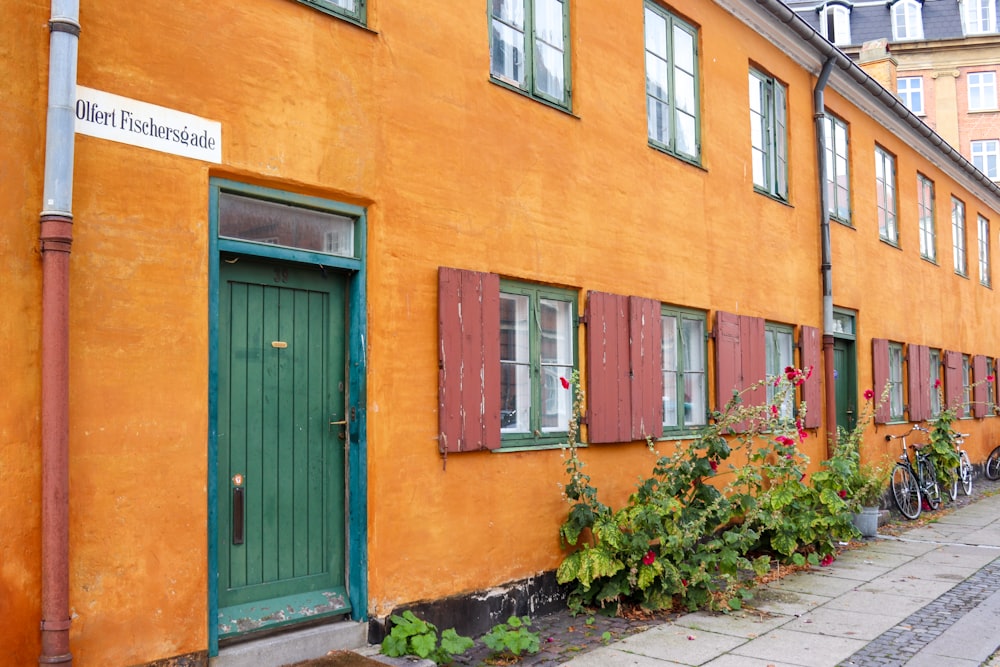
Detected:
left=701, top=656, right=802, bottom=667
left=557, top=646, right=686, bottom=666
left=822, top=589, right=931, bottom=618
left=912, top=544, right=1000, bottom=569
left=834, top=549, right=914, bottom=568
left=612, top=625, right=746, bottom=665
left=853, top=573, right=957, bottom=600
left=781, top=606, right=899, bottom=641
left=671, top=610, right=790, bottom=639
left=807, top=559, right=893, bottom=582
left=861, top=537, right=938, bottom=557
left=728, top=627, right=867, bottom=667
left=741, top=587, right=830, bottom=616
left=765, top=571, right=860, bottom=597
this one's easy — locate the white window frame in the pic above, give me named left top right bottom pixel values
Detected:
left=963, top=0, right=997, bottom=34
left=661, top=307, right=707, bottom=431
left=979, top=214, right=992, bottom=287
left=968, top=71, right=998, bottom=112
left=953, top=197, right=968, bottom=276
left=875, top=146, right=898, bottom=244
left=825, top=113, right=851, bottom=223
left=822, top=4, right=852, bottom=45
left=971, top=139, right=1000, bottom=179
left=918, top=173, right=936, bottom=262
left=749, top=69, right=788, bottom=201
left=765, top=323, right=795, bottom=421
left=897, top=76, right=924, bottom=114
left=889, top=342, right=904, bottom=421
left=891, top=0, right=924, bottom=41
left=644, top=2, right=700, bottom=162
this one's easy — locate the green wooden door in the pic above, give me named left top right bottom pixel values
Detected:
left=218, top=259, right=350, bottom=627
left=834, top=338, right=857, bottom=433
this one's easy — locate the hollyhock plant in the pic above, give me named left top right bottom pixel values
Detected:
left=863, top=389, right=874, bottom=401
left=560, top=376, right=570, bottom=390
left=642, top=550, right=656, bottom=565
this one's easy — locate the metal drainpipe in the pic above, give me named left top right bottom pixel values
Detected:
left=814, top=56, right=836, bottom=459
left=39, top=0, right=79, bottom=664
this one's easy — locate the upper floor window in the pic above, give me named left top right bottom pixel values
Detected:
left=968, top=71, right=997, bottom=111
left=301, top=0, right=366, bottom=24
left=953, top=197, right=968, bottom=276
left=898, top=76, right=924, bottom=114
left=822, top=4, right=852, bottom=45
left=972, top=139, right=999, bottom=179
left=662, top=307, right=707, bottom=431
left=490, top=0, right=571, bottom=109
left=825, top=113, right=851, bottom=223
left=963, top=0, right=997, bottom=34
left=891, top=0, right=924, bottom=40
left=749, top=69, right=788, bottom=201
left=979, top=214, right=992, bottom=287
left=765, top=323, right=795, bottom=420
left=918, top=173, right=936, bottom=261
left=645, top=3, right=700, bottom=162
left=875, top=146, right=898, bottom=244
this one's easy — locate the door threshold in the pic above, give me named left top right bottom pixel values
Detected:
left=219, top=588, right=350, bottom=641
left=212, top=619, right=366, bottom=667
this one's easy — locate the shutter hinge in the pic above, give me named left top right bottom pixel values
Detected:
left=578, top=313, right=588, bottom=326
left=579, top=412, right=589, bottom=426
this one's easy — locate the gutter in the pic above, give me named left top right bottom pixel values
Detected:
left=39, top=0, right=80, bottom=664
left=813, top=56, right=837, bottom=456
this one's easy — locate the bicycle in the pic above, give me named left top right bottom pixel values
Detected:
left=887, top=425, right=941, bottom=520
left=986, top=443, right=1000, bottom=481
left=947, top=431, right=973, bottom=500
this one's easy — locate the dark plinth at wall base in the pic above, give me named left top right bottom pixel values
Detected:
left=368, top=571, right=566, bottom=644
left=128, top=650, right=209, bottom=667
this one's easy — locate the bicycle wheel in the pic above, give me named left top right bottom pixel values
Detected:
left=960, top=451, right=973, bottom=496
left=986, top=445, right=1000, bottom=481
left=948, top=464, right=959, bottom=501
left=891, top=464, right=921, bottom=519
left=920, top=458, right=942, bottom=510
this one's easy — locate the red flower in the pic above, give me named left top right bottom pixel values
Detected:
left=642, top=550, right=656, bottom=565
left=775, top=435, right=795, bottom=447
left=709, top=459, right=718, bottom=472
left=798, top=430, right=809, bottom=440
left=864, top=389, right=875, bottom=401
left=805, top=366, right=814, bottom=379
left=784, top=366, right=795, bottom=374
left=989, top=375, right=996, bottom=383
left=770, top=405, right=779, bottom=417
left=838, top=489, right=847, bottom=499
left=934, top=378, right=942, bottom=389
left=560, top=376, right=570, bottom=389
left=681, top=578, right=688, bottom=587
left=820, top=554, right=835, bottom=567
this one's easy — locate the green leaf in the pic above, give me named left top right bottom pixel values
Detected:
left=381, top=634, right=407, bottom=657
left=728, top=596, right=742, bottom=610
left=440, top=628, right=474, bottom=655
left=410, top=632, right=437, bottom=658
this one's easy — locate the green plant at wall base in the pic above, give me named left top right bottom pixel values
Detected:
left=380, top=610, right=474, bottom=665
left=557, top=367, right=855, bottom=614
left=924, top=375, right=994, bottom=493
left=481, top=616, right=541, bottom=657
left=818, top=387, right=891, bottom=512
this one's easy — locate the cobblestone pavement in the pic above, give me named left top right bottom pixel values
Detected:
left=839, top=555, right=1000, bottom=666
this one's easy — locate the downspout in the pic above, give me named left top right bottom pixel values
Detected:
left=39, top=1, right=79, bottom=665
left=814, top=56, right=837, bottom=458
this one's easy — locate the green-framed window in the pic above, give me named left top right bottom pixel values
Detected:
left=644, top=3, right=700, bottom=162
left=918, top=173, right=936, bottom=262
left=299, top=0, right=365, bottom=25
left=749, top=69, right=788, bottom=200
left=661, top=306, right=707, bottom=431
left=930, top=348, right=942, bottom=417
left=978, top=214, right=991, bottom=287
left=765, top=323, right=795, bottom=420
left=875, top=146, right=898, bottom=244
left=489, top=0, right=571, bottom=109
left=953, top=197, right=968, bottom=276
left=499, top=280, right=576, bottom=445
left=889, top=342, right=904, bottom=421
left=988, top=358, right=997, bottom=415
left=959, top=353, right=971, bottom=417
left=825, top=113, right=850, bottom=223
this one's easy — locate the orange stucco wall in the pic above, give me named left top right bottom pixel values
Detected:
left=5, top=0, right=1000, bottom=665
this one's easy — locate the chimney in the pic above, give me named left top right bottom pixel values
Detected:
left=857, top=38, right=898, bottom=93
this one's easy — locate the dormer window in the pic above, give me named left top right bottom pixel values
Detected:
left=962, top=0, right=997, bottom=34
left=822, top=3, right=852, bottom=46
left=891, top=0, right=924, bottom=40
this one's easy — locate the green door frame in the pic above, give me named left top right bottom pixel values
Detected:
left=207, top=178, right=368, bottom=655
left=832, top=308, right=857, bottom=434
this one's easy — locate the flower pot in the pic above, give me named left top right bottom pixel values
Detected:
left=851, top=506, right=880, bottom=538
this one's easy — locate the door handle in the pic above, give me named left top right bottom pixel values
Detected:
left=232, top=474, right=244, bottom=546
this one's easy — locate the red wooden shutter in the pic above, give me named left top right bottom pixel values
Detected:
left=715, top=311, right=742, bottom=413
left=629, top=296, right=663, bottom=440
left=872, top=338, right=889, bottom=424
left=907, top=344, right=929, bottom=422
left=973, top=354, right=988, bottom=418
left=438, top=267, right=501, bottom=453
left=800, top=326, right=821, bottom=428
left=586, top=292, right=631, bottom=443
left=740, top=315, right=766, bottom=408
left=944, top=350, right=964, bottom=418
